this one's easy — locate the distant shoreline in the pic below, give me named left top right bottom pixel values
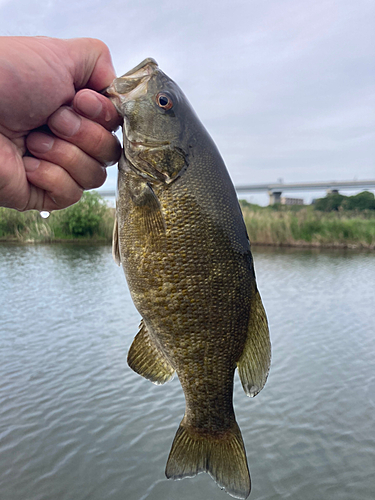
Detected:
left=1, top=192, right=374, bottom=250
left=251, top=241, right=375, bottom=250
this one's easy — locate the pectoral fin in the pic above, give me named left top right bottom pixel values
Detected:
left=127, top=320, right=175, bottom=385
left=237, top=289, right=271, bottom=397
left=112, top=215, right=121, bottom=266
left=138, top=198, right=165, bottom=236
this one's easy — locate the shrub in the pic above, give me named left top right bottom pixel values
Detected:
left=314, top=193, right=346, bottom=211
left=341, top=191, right=375, bottom=211
left=56, top=191, right=109, bottom=237
left=314, top=191, right=375, bottom=212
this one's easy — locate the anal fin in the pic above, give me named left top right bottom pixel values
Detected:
left=237, top=288, right=271, bottom=397
left=127, top=319, right=175, bottom=385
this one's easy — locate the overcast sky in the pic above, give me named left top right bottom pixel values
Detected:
left=1, top=0, right=374, bottom=204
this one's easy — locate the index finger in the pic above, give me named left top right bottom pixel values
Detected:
left=65, top=37, right=116, bottom=91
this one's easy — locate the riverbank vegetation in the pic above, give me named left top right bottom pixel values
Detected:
left=0, top=192, right=114, bottom=243
left=0, top=191, right=374, bottom=249
left=240, top=192, right=375, bottom=249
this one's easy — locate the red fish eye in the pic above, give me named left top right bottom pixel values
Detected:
left=157, top=93, right=173, bottom=110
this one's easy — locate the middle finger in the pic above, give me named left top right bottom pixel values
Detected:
left=48, top=106, right=121, bottom=166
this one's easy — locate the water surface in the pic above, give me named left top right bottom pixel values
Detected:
left=0, top=243, right=374, bottom=500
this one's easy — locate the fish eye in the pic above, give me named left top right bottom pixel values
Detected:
left=157, top=92, right=173, bottom=110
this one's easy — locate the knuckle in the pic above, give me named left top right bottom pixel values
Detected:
left=64, top=143, right=82, bottom=166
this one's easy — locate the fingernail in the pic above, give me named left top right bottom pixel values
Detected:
left=28, top=132, right=54, bottom=153
left=49, top=108, right=81, bottom=137
left=76, top=91, right=103, bottom=119
left=23, top=157, right=41, bottom=172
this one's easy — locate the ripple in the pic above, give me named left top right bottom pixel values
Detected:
left=0, top=244, right=374, bottom=500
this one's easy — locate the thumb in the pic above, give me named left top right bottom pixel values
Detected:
left=64, top=38, right=117, bottom=92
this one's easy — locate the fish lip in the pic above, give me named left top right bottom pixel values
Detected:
left=102, top=58, right=158, bottom=105
left=122, top=58, right=158, bottom=77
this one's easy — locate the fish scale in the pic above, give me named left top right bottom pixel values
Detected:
left=106, top=58, right=271, bottom=499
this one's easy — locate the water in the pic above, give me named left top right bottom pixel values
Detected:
left=0, top=243, right=374, bottom=500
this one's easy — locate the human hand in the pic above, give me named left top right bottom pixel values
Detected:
left=0, top=36, right=122, bottom=211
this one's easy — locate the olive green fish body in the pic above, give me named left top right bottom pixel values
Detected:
left=107, top=59, right=271, bottom=499
left=118, top=147, right=252, bottom=419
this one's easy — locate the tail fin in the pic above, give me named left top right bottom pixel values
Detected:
left=165, top=422, right=251, bottom=499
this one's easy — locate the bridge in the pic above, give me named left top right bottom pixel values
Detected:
left=96, top=179, right=375, bottom=205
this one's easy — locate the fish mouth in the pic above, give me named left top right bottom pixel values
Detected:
left=103, top=58, right=158, bottom=109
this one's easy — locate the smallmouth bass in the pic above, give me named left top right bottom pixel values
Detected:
left=105, top=59, right=271, bottom=499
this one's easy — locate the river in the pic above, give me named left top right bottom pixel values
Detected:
left=0, top=243, right=374, bottom=500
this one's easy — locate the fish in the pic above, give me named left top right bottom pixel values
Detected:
left=105, top=58, right=271, bottom=499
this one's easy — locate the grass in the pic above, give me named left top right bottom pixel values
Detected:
left=240, top=202, right=375, bottom=249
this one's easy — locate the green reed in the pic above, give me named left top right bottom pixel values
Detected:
left=241, top=203, right=375, bottom=248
